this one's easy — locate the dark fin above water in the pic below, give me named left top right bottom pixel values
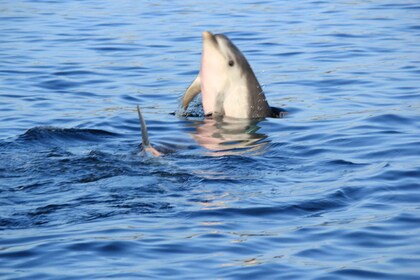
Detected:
left=136, top=105, right=162, bottom=157
left=270, top=107, right=287, bottom=118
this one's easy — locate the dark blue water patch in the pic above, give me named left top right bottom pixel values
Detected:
left=330, top=33, right=368, bottom=39
left=365, top=46, right=397, bottom=54
left=390, top=257, right=420, bottom=268
left=274, top=51, right=304, bottom=57
left=0, top=69, right=46, bottom=76
left=310, top=0, right=328, bottom=4
left=0, top=16, right=30, bottom=23
left=52, top=70, right=96, bottom=77
left=340, top=227, right=411, bottom=248
left=0, top=176, right=175, bottom=230
left=325, top=159, right=371, bottom=172
left=378, top=3, right=420, bottom=10
left=257, top=41, right=284, bottom=48
left=68, top=239, right=144, bottom=259
left=383, top=212, right=420, bottom=230
left=120, top=94, right=144, bottom=103
left=408, top=25, right=420, bottom=31
left=68, top=90, right=102, bottom=98
left=364, top=114, right=419, bottom=131
left=286, top=78, right=373, bottom=91
left=170, top=35, right=200, bottom=43
left=105, top=65, right=149, bottom=73
left=88, top=46, right=136, bottom=52
left=329, top=268, right=411, bottom=280
left=37, top=78, right=80, bottom=90
left=324, top=134, right=384, bottom=150
left=377, top=168, right=420, bottom=182
left=312, top=52, right=373, bottom=62
left=51, top=36, right=92, bottom=43
left=184, top=185, right=365, bottom=220
left=217, top=264, right=296, bottom=280
left=306, top=41, right=353, bottom=49
left=144, top=44, right=171, bottom=49
left=16, top=127, right=118, bottom=145
left=179, top=70, right=200, bottom=76
left=354, top=138, right=410, bottom=160
left=95, top=22, right=132, bottom=28
left=295, top=244, right=360, bottom=261
left=394, top=86, right=419, bottom=92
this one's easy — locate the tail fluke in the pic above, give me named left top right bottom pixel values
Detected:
left=137, top=105, right=162, bottom=157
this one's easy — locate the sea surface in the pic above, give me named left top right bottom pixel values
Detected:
left=1, top=0, right=420, bottom=279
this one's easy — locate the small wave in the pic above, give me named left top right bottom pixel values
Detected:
left=186, top=185, right=364, bottom=220
left=330, top=268, right=406, bottom=279
left=365, top=113, right=416, bottom=127
left=37, top=78, right=80, bottom=90
left=17, top=127, right=118, bottom=144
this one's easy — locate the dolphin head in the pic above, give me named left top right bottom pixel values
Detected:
left=201, top=31, right=265, bottom=118
left=182, top=31, right=272, bottom=119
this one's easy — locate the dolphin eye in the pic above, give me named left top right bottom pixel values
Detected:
left=228, top=60, right=234, bottom=67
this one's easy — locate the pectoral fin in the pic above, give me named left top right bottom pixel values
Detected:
left=182, top=75, right=201, bottom=110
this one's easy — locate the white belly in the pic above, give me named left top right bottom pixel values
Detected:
left=222, top=85, right=250, bottom=118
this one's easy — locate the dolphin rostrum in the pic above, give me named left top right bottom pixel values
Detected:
left=182, top=31, right=282, bottom=119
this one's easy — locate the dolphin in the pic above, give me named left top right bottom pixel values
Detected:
left=182, top=31, right=283, bottom=119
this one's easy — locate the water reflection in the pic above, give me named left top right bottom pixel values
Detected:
left=190, top=117, right=269, bottom=156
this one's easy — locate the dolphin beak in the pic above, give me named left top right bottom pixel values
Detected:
left=202, top=31, right=217, bottom=46
left=202, top=31, right=213, bottom=40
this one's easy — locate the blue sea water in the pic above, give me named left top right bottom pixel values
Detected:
left=1, top=0, right=420, bottom=279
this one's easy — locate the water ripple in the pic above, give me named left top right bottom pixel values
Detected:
left=1, top=0, right=420, bottom=279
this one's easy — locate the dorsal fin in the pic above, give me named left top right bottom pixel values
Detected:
left=136, top=105, right=162, bottom=157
